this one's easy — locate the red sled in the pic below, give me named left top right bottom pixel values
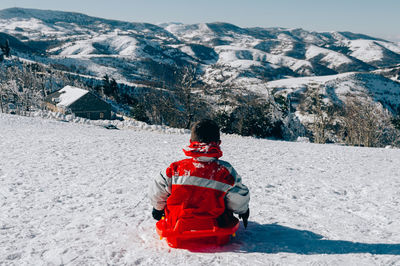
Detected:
left=156, top=216, right=239, bottom=249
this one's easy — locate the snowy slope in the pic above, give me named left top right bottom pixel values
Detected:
left=2, top=7, right=400, bottom=86
left=346, top=40, right=400, bottom=67
left=305, top=45, right=353, bottom=68
left=0, top=8, right=177, bottom=42
left=1, top=114, right=399, bottom=265
left=266, top=72, right=400, bottom=112
left=1, top=7, right=400, bottom=126
left=214, top=45, right=313, bottom=75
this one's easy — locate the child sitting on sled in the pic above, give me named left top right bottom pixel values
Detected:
left=149, top=119, right=250, bottom=231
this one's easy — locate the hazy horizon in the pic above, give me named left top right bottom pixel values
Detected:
left=0, top=0, right=399, bottom=42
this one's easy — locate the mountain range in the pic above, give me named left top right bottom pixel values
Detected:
left=1, top=7, right=400, bottom=139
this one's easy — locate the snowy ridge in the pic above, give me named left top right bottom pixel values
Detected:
left=1, top=7, right=400, bottom=85
left=266, top=72, right=400, bottom=111
left=348, top=40, right=385, bottom=63
left=214, top=45, right=313, bottom=74
left=1, top=113, right=400, bottom=265
left=305, top=45, right=353, bottom=69
left=1, top=7, right=400, bottom=141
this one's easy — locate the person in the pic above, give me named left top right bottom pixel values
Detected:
left=149, top=119, right=250, bottom=230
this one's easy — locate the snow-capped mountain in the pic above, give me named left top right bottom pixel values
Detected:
left=1, top=7, right=400, bottom=140
left=2, top=7, right=400, bottom=83
left=162, top=22, right=400, bottom=71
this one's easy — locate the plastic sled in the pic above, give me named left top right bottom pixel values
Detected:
left=156, top=216, right=239, bottom=248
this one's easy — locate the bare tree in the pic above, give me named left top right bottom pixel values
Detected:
left=299, top=83, right=337, bottom=144
left=174, top=65, right=200, bottom=128
left=340, top=97, right=396, bottom=147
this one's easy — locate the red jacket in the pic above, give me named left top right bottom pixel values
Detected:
left=150, top=141, right=250, bottom=227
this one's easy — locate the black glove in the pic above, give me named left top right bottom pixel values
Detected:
left=239, top=208, right=249, bottom=228
left=152, top=208, right=164, bottom=221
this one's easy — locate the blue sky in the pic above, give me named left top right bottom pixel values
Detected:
left=1, top=0, right=399, bottom=41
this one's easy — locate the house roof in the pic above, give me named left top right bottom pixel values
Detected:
left=56, top=86, right=89, bottom=107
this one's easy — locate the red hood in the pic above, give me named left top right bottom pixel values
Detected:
left=183, top=141, right=223, bottom=159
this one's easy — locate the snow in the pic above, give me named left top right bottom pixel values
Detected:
left=3, top=8, right=400, bottom=95
left=306, top=45, right=353, bottom=68
left=266, top=72, right=400, bottom=112
left=56, top=34, right=141, bottom=57
left=1, top=113, right=400, bottom=265
left=109, top=35, right=140, bottom=56
left=56, top=86, right=89, bottom=107
left=330, top=31, right=348, bottom=42
left=277, top=33, right=296, bottom=42
left=44, top=57, right=127, bottom=83
left=178, top=45, right=196, bottom=58
left=31, top=110, right=190, bottom=135
left=163, top=23, right=216, bottom=43
left=376, top=41, right=400, bottom=54
left=0, top=18, right=57, bottom=37
left=348, top=40, right=385, bottom=63
left=59, top=40, right=96, bottom=56
left=214, top=45, right=312, bottom=74
left=266, top=72, right=353, bottom=90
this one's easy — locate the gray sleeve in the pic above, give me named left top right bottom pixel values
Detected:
left=223, top=164, right=250, bottom=214
left=149, top=171, right=171, bottom=210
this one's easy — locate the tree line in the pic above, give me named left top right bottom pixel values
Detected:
left=0, top=59, right=91, bottom=114
left=298, top=83, right=400, bottom=147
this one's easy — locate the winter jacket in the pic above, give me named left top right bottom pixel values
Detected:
left=149, top=141, right=250, bottom=227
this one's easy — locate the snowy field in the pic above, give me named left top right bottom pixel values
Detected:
left=1, top=114, right=400, bottom=265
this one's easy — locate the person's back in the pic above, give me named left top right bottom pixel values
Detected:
left=150, top=119, right=250, bottom=229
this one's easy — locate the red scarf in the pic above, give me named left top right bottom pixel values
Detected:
left=183, top=141, right=223, bottom=159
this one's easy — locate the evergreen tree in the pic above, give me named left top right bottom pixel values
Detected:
left=130, top=102, right=150, bottom=123
left=1, top=40, right=11, bottom=58
left=4, top=40, right=10, bottom=57
left=214, top=111, right=234, bottom=134
left=102, top=75, right=118, bottom=97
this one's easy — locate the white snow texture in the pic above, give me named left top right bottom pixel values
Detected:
left=1, top=114, right=400, bottom=265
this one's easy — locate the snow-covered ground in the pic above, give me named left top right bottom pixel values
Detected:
left=1, top=114, right=400, bottom=265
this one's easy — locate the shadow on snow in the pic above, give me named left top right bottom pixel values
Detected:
left=188, top=222, right=400, bottom=255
